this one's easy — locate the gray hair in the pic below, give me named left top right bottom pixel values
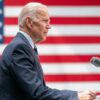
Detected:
left=18, top=2, right=47, bottom=26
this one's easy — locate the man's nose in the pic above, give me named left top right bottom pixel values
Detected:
left=47, top=24, right=51, bottom=29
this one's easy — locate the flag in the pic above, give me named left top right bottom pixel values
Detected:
left=0, top=0, right=4, bottom=43
left=1, top=0, right=100, bottom=94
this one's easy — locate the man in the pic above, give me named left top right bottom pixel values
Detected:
left=0, top=2, right=96, bottom=100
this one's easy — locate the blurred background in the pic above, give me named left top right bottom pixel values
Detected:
left=1, top=0, right=100, bottom=94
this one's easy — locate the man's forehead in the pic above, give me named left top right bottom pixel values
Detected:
left=36, top=7, right=48, bottom=14
left=35, top=8, right=49, bottom=18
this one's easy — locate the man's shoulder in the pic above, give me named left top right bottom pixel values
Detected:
left=8, top=36, right=26, bottom=49
left=3, top=35, right=28, bottom=55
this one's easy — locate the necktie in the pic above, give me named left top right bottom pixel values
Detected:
left=34, top=45, right=38, bottom=55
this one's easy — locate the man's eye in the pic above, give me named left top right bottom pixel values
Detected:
left=42, top=20, right=48, bottom=22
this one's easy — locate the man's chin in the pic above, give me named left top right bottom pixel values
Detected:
left=43, top=37, right=47, bottom=41
left=35, top=37, right=47, bottom=43
left=41, top=36, right=47, bottom=41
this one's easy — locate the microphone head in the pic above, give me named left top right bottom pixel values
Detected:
left=90, top=56, right=100, bottom=67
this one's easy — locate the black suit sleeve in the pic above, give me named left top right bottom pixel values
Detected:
left=10, top=44, right=78, bottom=100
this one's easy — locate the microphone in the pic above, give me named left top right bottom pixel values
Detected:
left=90, top=57, right=100, bottom=67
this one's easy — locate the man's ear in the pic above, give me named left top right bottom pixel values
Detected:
left=25, top=17, right=33, bottom=29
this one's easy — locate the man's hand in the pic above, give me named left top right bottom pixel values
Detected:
left=78, top=90, right=96, bottom=100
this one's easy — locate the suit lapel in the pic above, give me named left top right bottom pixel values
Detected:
left=16, top=32, right=45, bottom=83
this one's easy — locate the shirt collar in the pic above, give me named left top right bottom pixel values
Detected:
left=19, top=31, right=34, bottom=48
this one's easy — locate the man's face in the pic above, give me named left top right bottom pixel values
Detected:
left=30, top=8, right=51, bottom=43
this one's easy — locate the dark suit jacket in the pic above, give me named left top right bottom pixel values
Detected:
left=0, top=32, right=78, bottom=100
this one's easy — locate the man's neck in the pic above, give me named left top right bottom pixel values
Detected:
left=19, top=30, right=35, bottom=49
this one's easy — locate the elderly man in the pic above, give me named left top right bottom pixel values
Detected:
left=0, top=2, right=96, bottom=100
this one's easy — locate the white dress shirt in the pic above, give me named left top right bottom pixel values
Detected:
left=19, top=31, right=34, bottom=49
